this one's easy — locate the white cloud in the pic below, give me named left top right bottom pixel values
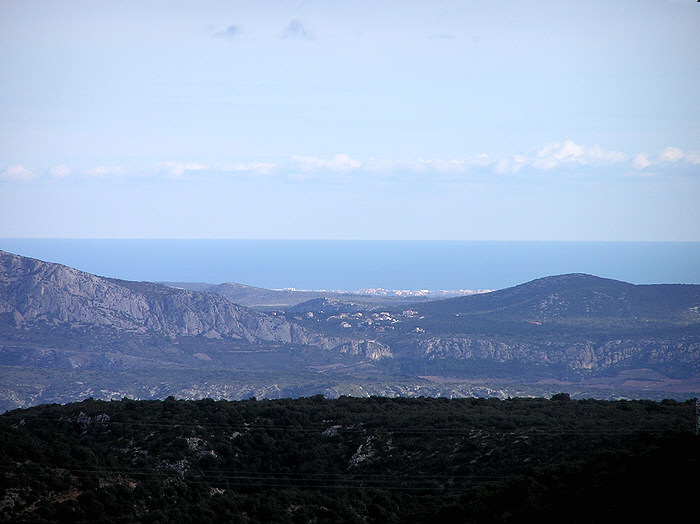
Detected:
left=155, top=162, right=208, bottom=178
left=87, top=165, right=124, bottom=176
left=534, top=142, right=561, bottom=163
left=529, top=140, right=627, bottom=170
left=48, top=164, right=71, bottom=178
left=658, top=146, right=684, bottom=163
left=285, top=142, right=688, bottom=181
left=293, top=154, right=361, bottom=172
left=626, top=147, right=700, bottom=172
left=532, top=153, right=560, bottom=170
left=9, top=142, right=695, bottom=188
left=469, top=153, right=493, bottom=167
left=410, top=155, right=495, bottom=174
left=0, top=165, right=37, bottom=181
left=492, top=158, right=512, bottom=174
left=155, top=161, right=277, bottom=179
left=587, top=144, right=627, bottom=164
left=685, top=151, right=700, bottom=165
left=534, top=140, right=586, bottom=167
left=632, top=154, right=651, bottom=170
left=401, top=159, right=467, bottom=175
left=493, top=154, right=529, bottom=174
left=362, top=154, right=493, bottom=178
left=221, top=162, right=277, bottom=175
left=556, top=139, right=586, bottom=160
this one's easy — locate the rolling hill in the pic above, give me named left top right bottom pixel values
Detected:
left=411, top=273, right=700, bottom=323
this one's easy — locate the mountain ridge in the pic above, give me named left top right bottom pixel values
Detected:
left=1, top=250, right=289, bottom=342
left=1, top=249, right=698, bottom=410
left=408, top=272, right=700, bottom=323
left=0, top=249, right=386, bottom=357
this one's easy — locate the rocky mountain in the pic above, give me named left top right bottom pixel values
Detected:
left=1, top=250, right=698, bottom=410
left=0, top=250, right=300, bottom=342
left=0, top=250, right=390, bottom=367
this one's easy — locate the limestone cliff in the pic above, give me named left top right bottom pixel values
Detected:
left=405, top=335, right=700, bottom=375
left=0, top=250, right=366, bottom=353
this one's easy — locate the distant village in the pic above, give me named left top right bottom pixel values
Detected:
left=292, top=308, right=425, bottom=333
left=278, top=287, right=492, bottom=297
left=353, top=288, right=491, bottom=297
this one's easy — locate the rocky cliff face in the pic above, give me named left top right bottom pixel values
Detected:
left=333, top=339, right=393, bottom=360
left=0, top=250, right=276, bottom=341
left=0, top=250, right=386, bottom=356
left=405, top=335, right=700, bottom=374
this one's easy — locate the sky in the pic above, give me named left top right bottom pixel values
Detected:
left=1, top=0, right=699, bottom=241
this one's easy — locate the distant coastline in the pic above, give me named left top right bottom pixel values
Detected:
left=274, top=286, right=491, bottom=297
left=1, top=239, right=699, bottom=291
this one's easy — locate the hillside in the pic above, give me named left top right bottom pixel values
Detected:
left=0, top=250, right=294, bottom=341
left=1, top=396, right=696, bottom=523
left=277, top=273, right=700, bottom=383
left=1, top=250, right=699, bottom=410
left=0, top=250, right=389, bottom=370
left=411, top=273, right=700, bottom=324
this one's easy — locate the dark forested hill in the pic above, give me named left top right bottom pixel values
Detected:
left=1, top=396, right=697, bottom=523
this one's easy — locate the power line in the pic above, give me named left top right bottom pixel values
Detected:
left=2, top=417, right=691, bottom=434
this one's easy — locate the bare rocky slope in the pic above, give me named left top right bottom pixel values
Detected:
left=0, top=249, right=297, bottom=342
left=0, top=250, right=389, bottom=359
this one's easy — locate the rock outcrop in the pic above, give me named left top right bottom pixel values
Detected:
left=405, top=335, right=700, bottom=374
left=0, top=250, right=357, bottom=353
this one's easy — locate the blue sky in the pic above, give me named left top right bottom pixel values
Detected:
left=1, top=0, right=699, bottom=240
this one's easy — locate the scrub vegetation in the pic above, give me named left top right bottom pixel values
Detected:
left=1, top=395, right=697, bottom=522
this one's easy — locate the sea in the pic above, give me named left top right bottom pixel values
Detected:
left=1, top=239, right=699, bottom=292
